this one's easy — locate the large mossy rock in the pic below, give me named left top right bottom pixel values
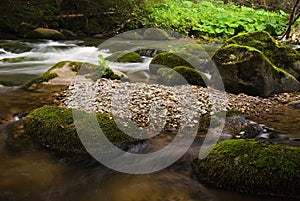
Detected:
left=223, top=31, right=300, bottom=80
left=212, top=44, right=300, bottom=97
left=192, top=139, right=300, bottom=197
left=24, top=28, right=64, bottom=40
left=23, top=106, right=140, bottom=156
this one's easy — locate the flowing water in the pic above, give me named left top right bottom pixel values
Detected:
left=0, top=40, right=299, bottom=201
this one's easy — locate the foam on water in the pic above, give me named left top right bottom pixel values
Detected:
left=0, top=40, right=150, bottom=76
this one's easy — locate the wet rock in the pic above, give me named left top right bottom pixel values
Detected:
left=288, top=100, right=300, bottom=109
left=192, top=139, right=300, bottom=197
left=223, top=115, right=263, bottom=139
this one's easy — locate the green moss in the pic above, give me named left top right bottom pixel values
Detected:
left=106, top=51, right=143, bottom=63
left=214, top=44, right=296, bottom=80
left=224, top=31, right=300, bottom=74
left=150, top=52, right=193, bottom=74
left=192, top=139, right=300, bottom=197
left=157, top=66, right=207, bottom=86
left=0, top=57, right=37, bottom=63
left=173, top=66, right=206, bottom=86
left=23, top=106, right=140, bottom=155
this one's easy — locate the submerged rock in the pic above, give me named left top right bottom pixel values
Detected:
left=23, top=106, right=141, bottom=156
left=0, top=56, right=37, bottom=63
left=192, top=139, right=300, bottom=197
left=0, top=41, right=32, bottom=53
left=212, top=44, right=300, bottom=97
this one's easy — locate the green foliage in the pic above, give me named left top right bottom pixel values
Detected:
left=89, top=55, right=120, bottom=81
left=192, top=139, right=300, bottom=196
left=133, top=0, right=288, bottom=39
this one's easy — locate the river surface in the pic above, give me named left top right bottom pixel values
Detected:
left=0, top=40, right=299, bottom=201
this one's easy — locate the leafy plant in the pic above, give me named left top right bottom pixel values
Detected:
left=130, top=0, right=289, bottom=39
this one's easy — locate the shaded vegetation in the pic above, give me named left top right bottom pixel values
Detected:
left=129, top=0, right=288, bottom=39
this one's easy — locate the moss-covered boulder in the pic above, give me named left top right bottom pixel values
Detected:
left=174, top=66, right=207, bottom=86
left=24, top=61, right=122, bottom=91
left=192, top=139, right=300, bottom=197
left=106, top=51, right=143, bottom=63
left=212, top=44, right=300, bottom=97
left=157, top=66, right=207, bottom=86
left=223, top=31, right=300, bottom=81
left=143, top=28, right=171, bottom=40
left=149, top=52, right=193, bottom=74
left=23, top=106, right=140, bottom=156
left=24, top=28, right=64, bottom=40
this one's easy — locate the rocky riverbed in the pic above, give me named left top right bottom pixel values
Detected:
left=59, top=78, right=300, bottom=136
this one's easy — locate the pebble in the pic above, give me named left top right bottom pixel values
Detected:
left=59, top=78, right=300, bottom=131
